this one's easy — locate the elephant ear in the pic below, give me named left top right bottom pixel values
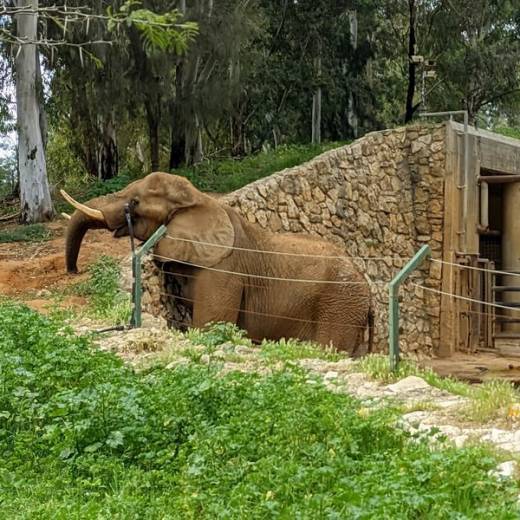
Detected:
left=155, top=197, right=235, bottom=267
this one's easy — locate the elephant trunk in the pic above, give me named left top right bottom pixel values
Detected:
left=65, top=209, right=108, bottom=273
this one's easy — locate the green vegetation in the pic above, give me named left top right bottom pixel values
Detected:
left=356, top=354, right=520, bottom=423
left=72, top=255, right=131, bottom=324
left=355, top=354, right=470, bottom=394
left=0, top=301, right=518, bottom=518
left=63, top=142, right=344, bottom=206
left=185, top=322, right=252, bottom=349
left=494, top=127, right=520, bottom=141
left=259, top=337, right=344, bottom=363
left=466, top=380, right=520, bottom=424
left=0, top=223, right=52, bottom=243
left=176, top=142, right=346, bottom=193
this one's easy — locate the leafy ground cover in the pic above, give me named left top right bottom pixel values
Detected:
left=0, top=223, right=52, bottom=244
left=69, top=254, right=131, bottom=324
left=0, top=300, right=518, bottom=518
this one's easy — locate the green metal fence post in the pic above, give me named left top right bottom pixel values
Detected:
left=131, top=225, right=167, bottom=328
left=388, top=244, right=431, bottom=371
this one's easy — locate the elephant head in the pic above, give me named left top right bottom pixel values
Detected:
left=62, top=172, right=235, bottom=273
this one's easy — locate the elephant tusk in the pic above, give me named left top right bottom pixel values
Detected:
left=61, top=212, right=71, bottom=220
left=60, top=190, right=105, bottom=222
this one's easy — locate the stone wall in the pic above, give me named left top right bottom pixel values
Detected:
left=141, top=123, right=447, bottom=358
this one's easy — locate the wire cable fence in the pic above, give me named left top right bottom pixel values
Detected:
left=157, top=292, right=373, bottom=331
left=411, top=283, right=520, bottom=314
left=164, top=234, right=414, bottom=263
left=143, top=237, right=520, bottom=362
left=151, top=253, right=390, bottom=286
left=430, top=257, right=520, bottom=279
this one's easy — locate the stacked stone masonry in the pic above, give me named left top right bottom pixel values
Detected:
left=140, top=124, right=447, bottom=358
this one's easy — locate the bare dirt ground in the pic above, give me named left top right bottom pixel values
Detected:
left=0, top=218, right=131, bottom=311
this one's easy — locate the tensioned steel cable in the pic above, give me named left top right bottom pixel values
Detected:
left=158, top=292, right=374, bottom=330
left=412, top=283, right=520, bottom=313
left=430, top=258, right=520, bottom=279
left=152, top=252, right=386, bottom=286
left=163, top=234, right=413, bottom=262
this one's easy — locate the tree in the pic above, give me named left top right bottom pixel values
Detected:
left=14, top=0, right=53, bottom=222
left=0, top=0, right=197, bottom=221
left=428, top=0, right=520, bottom=123
left=404, top=0, right=417, bottom=123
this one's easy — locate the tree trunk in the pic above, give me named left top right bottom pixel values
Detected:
left=145, top=98, right=161, bottom=171
left=15, top=0, right=54, bottom=223
left=347, top=10, right=358, bottom=138
left=312, top=57, right=322, bottom=145
left=96, top=116, right=118, bottom=180
left=169, top=62, right=186, bottom=170
left=404, top=0, right=417, bottom=123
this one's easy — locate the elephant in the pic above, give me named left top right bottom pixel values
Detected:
left=62, top=172, right=373, bottom=354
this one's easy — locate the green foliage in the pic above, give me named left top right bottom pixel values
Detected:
left=110, top=1, right=199, bottom=55
left=73, top=255, right=130, bottom=324
left=186, top=322, right=252, bottom=349
left=464, top=380, right=519, bottom=423
left=0, top=147, right=16, bottom=200
left=80, top=174, right=135, bottom=200
left=46, top=128, right=90, bottom=193
left=260, top=337, right=344, bottom=363
left=0, top=224, right=52, bottom=244
left=177, top=142, right=346, bottom=192
left=0, top=301, right=518, bottom=517
left=356, top=355, right=471, bottom=395
left=493, top=127, right=520, bottom=141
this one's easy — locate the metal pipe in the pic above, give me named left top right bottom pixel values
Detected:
left=478, top=175, right=520, bottom=184
left=480, top=181, right=489, bottom=229
left=130, top=224, right=168, bottom=328
left=388, top=244, right=431, bottom=371
left=463, top=110, right=469, bottom=253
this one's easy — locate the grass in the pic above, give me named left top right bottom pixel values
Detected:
left=259, top=337, right=345, bottom=363
left=185, top=322, right=252, bottom=350
left=71, top=255, right=131, bottom=325
left=0, top=300, right=518, bottom=518
left=176, top=142, right=347, bottom=193
left=0, top=223, right=52, bottom=243
left=355, top=354, right=520, bottom=423
left=493, top=127, right=520, bottom=141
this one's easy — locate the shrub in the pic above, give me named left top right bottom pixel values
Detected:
left=0, top=301, right=517, bottom=518
left=73, top=255, right=130, bottom=323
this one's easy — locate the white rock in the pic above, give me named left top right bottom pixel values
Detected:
left=453, top=435, right=468, bottom=448
left=490, top=461, right=518, bottom=479
left=235, top=345, right=254, bottom=355
left=437, top=425, right=462, bottom=438
left=387, top=376, right=431, bottom=393
left=324, top=371, right=338, bottom=380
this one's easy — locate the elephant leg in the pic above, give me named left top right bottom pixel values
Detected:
left=191, top=269, right=243, bottom=327
left=315, top=322, right=361, bottom=353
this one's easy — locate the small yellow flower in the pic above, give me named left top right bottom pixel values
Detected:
left=507, top=403, right=520, bottom=419
left=357, top=407, right=370, bottom=418
left=265, top=491, right=274, bottom=500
